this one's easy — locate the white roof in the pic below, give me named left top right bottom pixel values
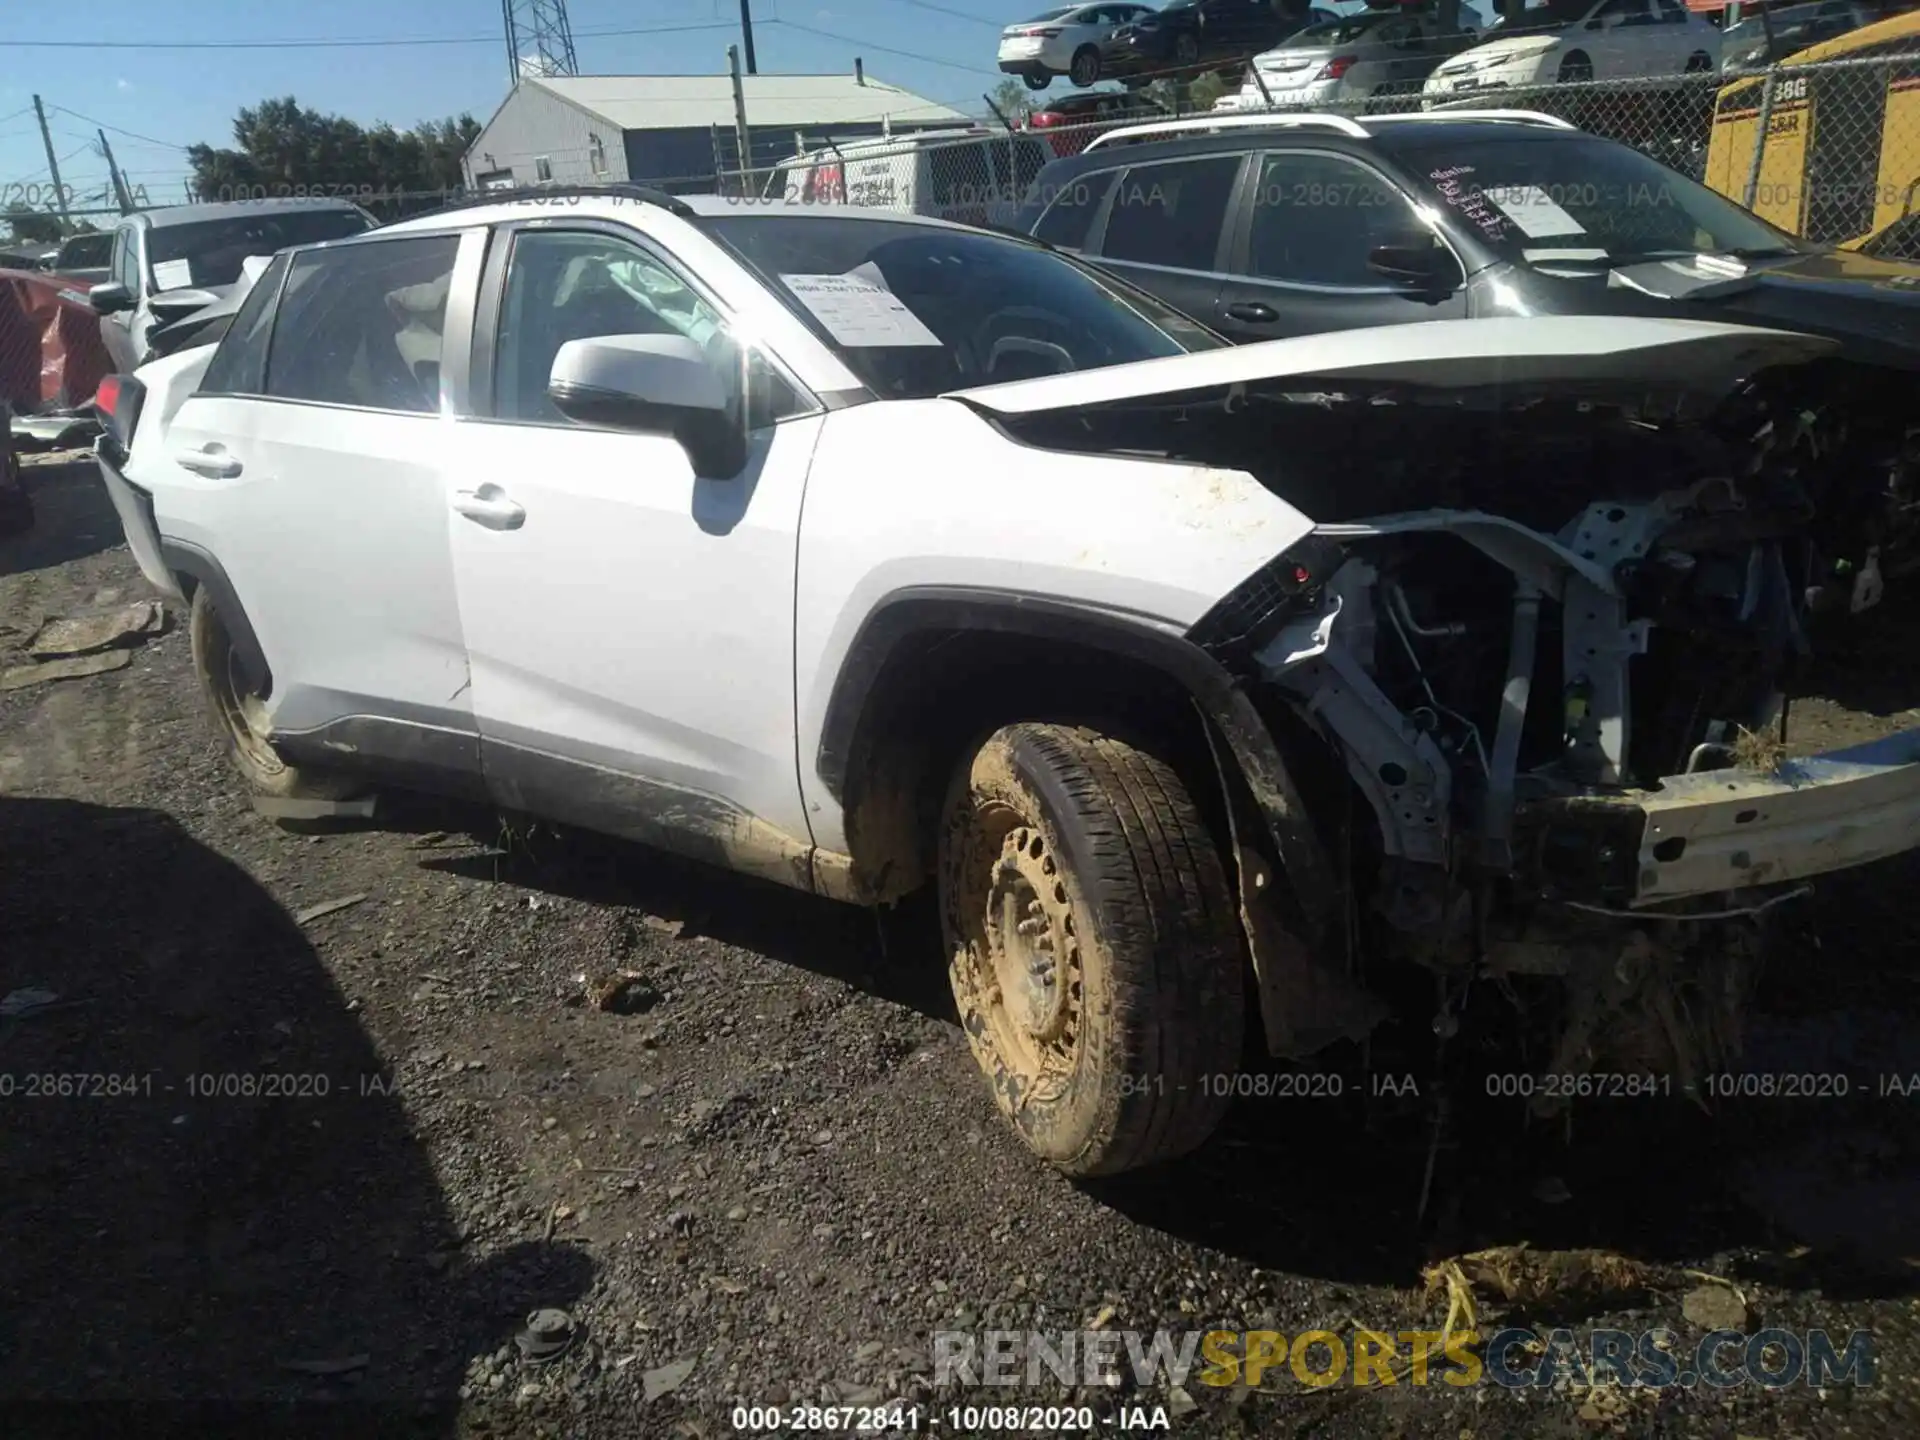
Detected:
left=530, top=73, right=970, bottom=132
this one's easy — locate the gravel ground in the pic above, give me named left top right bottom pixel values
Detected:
left=4, top=455, right=1920, bottom=1440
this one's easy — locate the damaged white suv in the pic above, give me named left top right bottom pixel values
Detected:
left=93, top=187, right=1920, bottom=1178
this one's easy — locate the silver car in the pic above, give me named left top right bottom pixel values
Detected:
left=1236, top=5, right=1489, bottom=111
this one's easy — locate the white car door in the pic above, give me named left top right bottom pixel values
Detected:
left=156, top=228, right=487, bottom=765
left=443, top=221, right=823, bottom=879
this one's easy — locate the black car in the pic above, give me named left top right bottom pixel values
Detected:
left=1861, top=211, right=1920, bottom=264
left=1099, top=0, right=1319, bottom=86
left=1012, top=114, right=1920, bottom=354
left=1013, top=111, right=1920, bottom=595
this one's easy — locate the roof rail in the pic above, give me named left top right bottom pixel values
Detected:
left=402, top=182, right=696, bottom=222
left=1365, top=109, right=1578, bottom=130
left=1082, top=111, right=1371, bottom=151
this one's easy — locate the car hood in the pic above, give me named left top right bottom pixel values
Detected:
left=1437, top=29, right=1564, bottom=65
left=1606, top=248, right=1920, bottom=370
left=945, top=315, right=1835, bottom=416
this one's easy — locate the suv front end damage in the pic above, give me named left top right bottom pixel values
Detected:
left=959, top=317, right=1920, bottom=1103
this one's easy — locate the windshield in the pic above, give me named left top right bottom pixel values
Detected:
left=1393, top=133, right=1807, bottom=266
left=701, top=213, right=1223, bottom=399
left=1290, top=16, right=1390, bottom=42
left=58, top=233, right=111, bottom=266
left=147, top=209, right=374, bottom=290
left=1486, top=0, right=1587, bottom=28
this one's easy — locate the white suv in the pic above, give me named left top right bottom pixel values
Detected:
left=92, top=187, right=1920, bottom=1178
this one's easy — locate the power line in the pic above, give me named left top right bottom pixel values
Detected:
left=0, top=20, right=738, bottom=50
left=873, top=0, right=1006, bottom=26
left=49, top=106, right=189, bottom=152
left=765, top=19, right=1000, bottom=76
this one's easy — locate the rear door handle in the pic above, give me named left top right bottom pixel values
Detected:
left=452, top=485, right=526, bottom=531
left=172, top=444, right=242, bottom=479
left=1225, top=301, right=1279, bottom=324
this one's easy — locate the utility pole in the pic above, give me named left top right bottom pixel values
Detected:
left=739, top=0, right=758, bottom=75
left=98, top=130, right=134, bottom=214
left=32, top=95, right=71, bottom=227
left=728, top=45, right=755, bottom=195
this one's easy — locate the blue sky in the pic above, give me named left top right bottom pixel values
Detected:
left=0, top=0, right=1083, bottom=217
left=0, top=0, right=1378, bottom=218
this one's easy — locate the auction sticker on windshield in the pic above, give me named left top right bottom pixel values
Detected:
left=780, top=271, right=942, bottom=347
left=151, top=258, right=194, bottom=291
left=1482, top=185, right=1586, bottom=240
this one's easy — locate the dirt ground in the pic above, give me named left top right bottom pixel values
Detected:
left=5, top=454, right=1920, bottom=1440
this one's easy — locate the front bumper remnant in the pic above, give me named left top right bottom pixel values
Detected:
left=1635, top=728, right=1920, bottom=903
left=1527, top=728, right=1920, bottom=907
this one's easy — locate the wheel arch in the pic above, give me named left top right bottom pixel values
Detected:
left=161, top=539, right=270, bottom=694
left=815, top=584, right=1338, bottom=926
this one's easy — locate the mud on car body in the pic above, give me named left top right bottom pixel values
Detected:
left=89, top=186, right=1920, bottom=1178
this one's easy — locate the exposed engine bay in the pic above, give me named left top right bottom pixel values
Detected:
left=995, top=369, right=1920, bottom=1104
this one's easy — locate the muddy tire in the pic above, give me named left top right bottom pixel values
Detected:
left=938, top=722, right=1244, bottom=1177
left=188, top=585, right=360, bottom=802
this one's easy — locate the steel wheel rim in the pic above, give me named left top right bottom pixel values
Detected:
left=974, top=814, right=1084, bottom=1083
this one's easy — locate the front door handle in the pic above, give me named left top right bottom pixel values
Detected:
left=452, top=484, right=526, bottom=531
left=172, top=444, right=242, bottom=479
left=1225, top=301, right=1279, bottom=324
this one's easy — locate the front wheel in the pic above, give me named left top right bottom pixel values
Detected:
left=938, top=722, right=1245, bottom=1177
left=1173, top=34, right=1201, bottom=67
left=188, top=585, right=361, bottom=803
left=1069, top=46, right=1102, bottom=88
left=1557, top=50, right=1594, bottom=83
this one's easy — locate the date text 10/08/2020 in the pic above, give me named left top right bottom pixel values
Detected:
left=729, top=1404, right=1173, bottom=1432
left=1113, top=1071, right=1920, bottom=1102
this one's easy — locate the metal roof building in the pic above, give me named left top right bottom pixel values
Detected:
left=463, top=71, right=971, bottom=194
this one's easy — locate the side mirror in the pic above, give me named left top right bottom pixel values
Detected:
left=87, top=281, right=134, bottom=315
left=1367, top=236, right=1456, bottom=290
left=548, top=334, right=748, bottom=478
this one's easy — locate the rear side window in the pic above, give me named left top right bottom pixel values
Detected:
left=199, top=252, right=291, bottom=397
left=1097, top=155, right=1240, bottom=269
left=1034, top=170, right=1118, bottom=249
left=265, top=234, right=460, bottom=414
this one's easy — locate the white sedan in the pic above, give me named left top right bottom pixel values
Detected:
left=998, top=3, right=1158, bottom=90
left=1422, top=0, right=1718, bottom=99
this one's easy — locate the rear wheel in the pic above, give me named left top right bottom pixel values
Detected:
left=938, top=722, right=1245, bottom=1177
left=1557, top=50, right=1593, bottom=83
left=188, top=585, right=360, bottom=802
left=1024, top=71, right=1052, bottom=91
left=1070, top=46, right=1102, bottom=88
left=1683, top=50, right=1713, bottom=72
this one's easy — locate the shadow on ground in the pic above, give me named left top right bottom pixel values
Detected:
left=0, top=797, right=592, bottom=1432
left=379, top=788, right=1920, bottom=1302
left=399, top=796, right=956, bottom=1027
left=0, top=458, right=124, bottom=577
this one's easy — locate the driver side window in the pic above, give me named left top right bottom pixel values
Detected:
left=492, top=230, right=803, bottom=429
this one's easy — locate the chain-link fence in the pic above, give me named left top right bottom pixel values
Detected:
left=712, top=46, right=1920, bottom=252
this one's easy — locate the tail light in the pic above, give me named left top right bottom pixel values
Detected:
left=1318, top=54, right=1358, bottom=81
left=1036, top=26, right=1064, bottom=36
left=92, top=373, right=146, bottom=464
left=1031, top=110, right=1064, bottom=127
